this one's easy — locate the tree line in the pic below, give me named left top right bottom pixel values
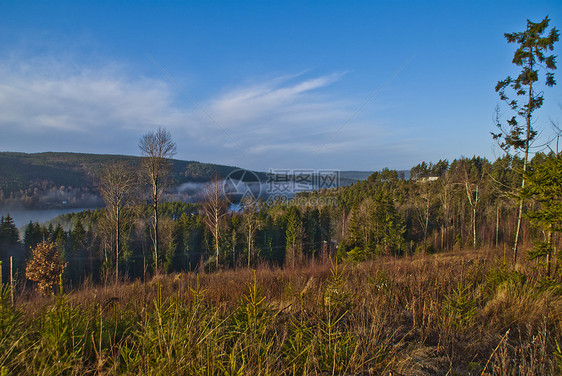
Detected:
left=0, top=149, right=560, bottom=293
left=0, top=15, right=560, bottom=293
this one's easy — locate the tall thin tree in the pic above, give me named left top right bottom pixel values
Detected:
left=202, top=176, right=228, bottom=270
left=241, top=196, right=261, bottom=268
left=139, top=128, right=177, bottom=274
left=99, top=161, right=136, bottom=283
left=493, top=16, right=559, bottom=265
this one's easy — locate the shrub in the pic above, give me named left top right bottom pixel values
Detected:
left=25, top=241, right=67, bottom=295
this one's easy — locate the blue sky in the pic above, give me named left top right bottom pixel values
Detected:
left=0, top=0, right=561, bottom=171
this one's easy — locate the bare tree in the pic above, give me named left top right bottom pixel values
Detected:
left=139, top=128, right=177, bottom=273
left=463, top=171, right=480, bottom=250
left=98, top=160, right=136, bottom=283
left=202, top=176, right=228, bottom=270
left=241, top=196, right=261, bottom=268
left=412, top=181, right=433, bottom=251
left=438, top=170, right=454, bottom=250
left=456, top=158, right=490, bottom=250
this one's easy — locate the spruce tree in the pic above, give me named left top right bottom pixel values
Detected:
left=493, top=16, right=559, bottom=265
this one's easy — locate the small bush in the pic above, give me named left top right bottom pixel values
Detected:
left=25, top=241, right=67, bottom=295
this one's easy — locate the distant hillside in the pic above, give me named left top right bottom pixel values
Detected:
left=0, top=152, right=394, bottom=209
left=0, top=152, right=254, bottom=209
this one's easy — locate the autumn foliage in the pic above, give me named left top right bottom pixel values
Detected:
left=25, top=240, right=66, bottom=295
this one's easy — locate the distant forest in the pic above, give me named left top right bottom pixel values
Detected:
left=0, top=151, right=559, bottom=287
left=0, top=152, right=246, bottom=209
left=0, top=152, right=369, bottom=210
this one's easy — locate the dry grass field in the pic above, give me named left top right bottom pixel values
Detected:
left=1, top=248, right=561, bottom=375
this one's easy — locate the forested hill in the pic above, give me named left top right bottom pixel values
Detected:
left=0, top=152, right=250, bottom=208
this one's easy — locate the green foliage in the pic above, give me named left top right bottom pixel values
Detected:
left=410, top=159, right=449, bottom=180
left=284, top=310, right=314, bottom=374
left=522, top=152, right=562, bottom=274
left=228, top=272, right=277, bottom=373
left=442, top=281, right=477, bottom=330
left=314, top=271, right=356, bottom=373
left=232, top=272, right=273, bottom=336
left=0, top=286, right=24, bottom=371
left=0, top=216, right=19, bottom=248
left=346, top=246, right=368, bottom=262
left=2, top=250, right=562, bottom=374
left=484, top=264, right=527, bottom=298
left=493, top=16, right=559, bottom=153
left=534, top=276, right=562, bottom=294
left=323, top=265, right=353, bottom=315
left=29, top=296, right=89, bottom=373
left=523, top=152, right=562, bottom=232
left=4, top=149, right=562, bottom=285
left=183, top=161, right=247, bottom=181
left=23, top=221, right=45, bottom=253
left=284, top=266, right=356, bottom=374
left=555, top=339, right=562, bottom=372
left=347, top=191, right=404, bottom=257
left=285, top=206, right=304, bottom=266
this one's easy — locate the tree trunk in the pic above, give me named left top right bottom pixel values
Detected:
left=472, top=206, right=476, bottom=249
left=247, top=226, right=251, bottom=268
left=495, top=205, right=499, bottom=248
left=513, top=80, right=533, bottom=266
left=116, top=207, right=120, bottom=285
left=423, top=200, right=429, bottom=251
left=547, top=226, right=553, bottom=277
left=154, top=196, right=159, bottom=274
left=215, top=211, right=219, bottom=270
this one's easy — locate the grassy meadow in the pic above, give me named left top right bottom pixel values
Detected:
left=1, top=247, right=561, bottom=375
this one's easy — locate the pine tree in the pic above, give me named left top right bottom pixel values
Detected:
left=493, top=16, right=559, bottom=265
left=23, top=221, right=44, bottom=252
left=285, top=206, right=303, bottom=268
left=521, top=152, right=562, bottom=276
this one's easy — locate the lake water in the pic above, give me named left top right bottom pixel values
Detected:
left=0, top=208, right=98, bottom=230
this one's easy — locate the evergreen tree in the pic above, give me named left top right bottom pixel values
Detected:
left=348, top=192, right=404, bottom=260
left=521, top=152, right=562, bottom=276
left=493, top=16, right=559, bottom=265
left=23, top=221, right=44, bottom=252
left=0, top=215, right=19, bottom=248
left=285, top=206, right=303, bottom=268
left=0, top=215, right=20, bottom=283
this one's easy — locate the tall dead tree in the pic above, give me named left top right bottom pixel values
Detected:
left=139, top=128, right=176, bottom=274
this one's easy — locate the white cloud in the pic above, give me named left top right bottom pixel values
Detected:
left=205, top=72, right=347, bottom=130
left=0, top=56, right=416, bottom=170
left=0, top=64, right=177, bottom=134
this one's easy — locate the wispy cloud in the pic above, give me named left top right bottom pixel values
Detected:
left=0, top=58, right=355, bottom=164
left=0, top=63, right=177, bottom=134
left=0, top=56, right=414, bottom=170
left=197, top=72, right=346, bottom=136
